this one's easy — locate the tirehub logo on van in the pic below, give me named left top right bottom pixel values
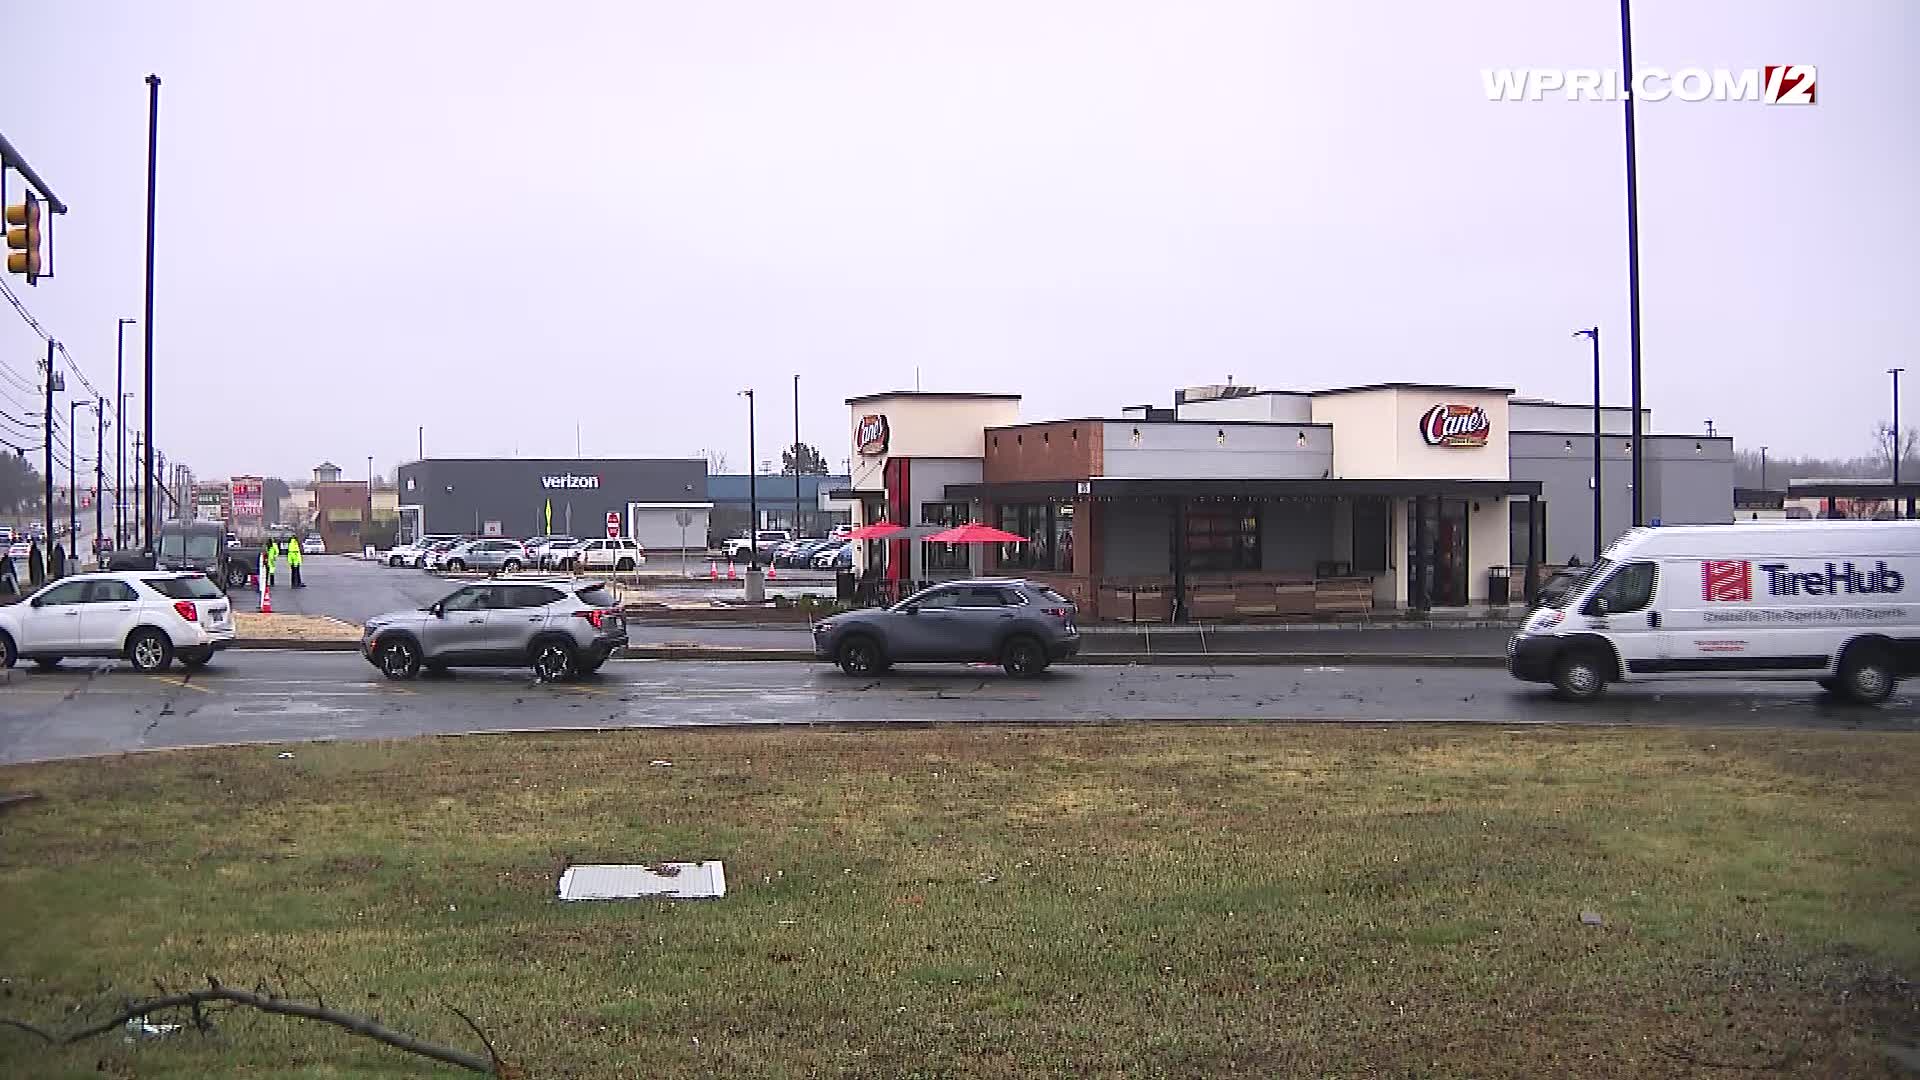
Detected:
left=1704, top=559, right=1906, bottom=600
left=541, top=474, right=601, bottom=490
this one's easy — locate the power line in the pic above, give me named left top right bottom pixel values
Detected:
left=0, top=275, right=105, bottom=400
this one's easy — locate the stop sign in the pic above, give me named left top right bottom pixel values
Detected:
left=605, top=511, right=620, bottom=538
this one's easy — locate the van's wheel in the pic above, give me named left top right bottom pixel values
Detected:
left=377, top=637, right=420, bottom=680
left=127, top=630, right=173, bottom=673
left=226, top=564, right=250, bottom=588
left=1550, top=649, right=1608, bottom=702
left=1839, top=645, right=1896, bottom=705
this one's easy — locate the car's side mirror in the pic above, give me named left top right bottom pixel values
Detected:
left=28, top=596, right=44, bottom=608
left=1588, top=596, right=1610, bottom=616
left=429, top=603, right=444, bottom=618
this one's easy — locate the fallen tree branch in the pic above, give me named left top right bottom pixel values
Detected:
left=0, top=977, right=498, bottom=1074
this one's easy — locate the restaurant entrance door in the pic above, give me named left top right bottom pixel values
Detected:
left=1409, top=496, right=1470, bottom=608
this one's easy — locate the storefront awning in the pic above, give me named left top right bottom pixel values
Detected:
left=945, top=477, right=1543, bottom=501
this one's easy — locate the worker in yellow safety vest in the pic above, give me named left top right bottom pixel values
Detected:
left=288, top=535, right=305, bottom=588
left=263, top=538, right=278, bottom=588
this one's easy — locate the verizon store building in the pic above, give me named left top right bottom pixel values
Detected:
left=841, top=384, right=1731, bottom=621
left=394, top=458, right=711, bottom=550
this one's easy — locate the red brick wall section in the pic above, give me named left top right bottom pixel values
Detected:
left=984, top=422, right=1100, bottom=483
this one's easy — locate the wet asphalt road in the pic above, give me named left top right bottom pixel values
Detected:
left=1, top=650, right=1912, bottom=765
left=264, top=556, right=1520, bottom=655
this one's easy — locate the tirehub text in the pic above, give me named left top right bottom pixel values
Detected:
left=540, top=474, right=602, bottom=490
left=1756, top=561, right=1904, bottom=597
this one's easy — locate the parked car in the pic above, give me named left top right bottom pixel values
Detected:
left=723, top=530, right=792, bottom=562
left=556, top=537, right=645, bottom=572
left=523, top=535, right=577, bottom=565
left=421, top=539, right=467, bottom=571
left=303, top=534, right=327, bottom=555
left=539, top=538, right=583, bottom=570
left=387, top=534, right=459, bottom=568
left=360, top=578, right=629, bottom=682
left=777, top=538, right=834, bottom=568
left=440, top=538, right=529, bottom=574
left=811, top=579, right=1079, bottom=677
left=0, top=571, right=235, bottom=672
left=811, top=541, right=852, bottom=569
left=6, top=541, right=29, bottom=561
left=828, top=524, right=854, bottom=541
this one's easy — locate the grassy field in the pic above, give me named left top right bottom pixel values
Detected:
left=0, top=724, right=1915, bottom=1078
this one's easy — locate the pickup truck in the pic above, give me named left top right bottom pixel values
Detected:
left=108, top=522, right=262, bottom=592
left=722, top=530, right=792, bottom=562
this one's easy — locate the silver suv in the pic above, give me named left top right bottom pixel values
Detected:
left=441, top=538, right=528, bottom=573
left=361, top=578, right=628, bottom=681
left=811, top=578, right=1080, bottom=676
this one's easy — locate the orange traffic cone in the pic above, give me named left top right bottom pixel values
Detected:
left=766, top=562, right=776, bottom=581
left=258, top=557, right=273, bottom=613
left=708, top=559, right=719, bottom=581
left=727, top=560, right=738, bottom=581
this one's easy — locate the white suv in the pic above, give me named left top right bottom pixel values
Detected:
left=556, top=538, right=646, bottom=572
left=0, top=571, right=236, bottom=672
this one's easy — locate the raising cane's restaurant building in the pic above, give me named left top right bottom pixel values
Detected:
left=842, top=383, right=1733, bottom=622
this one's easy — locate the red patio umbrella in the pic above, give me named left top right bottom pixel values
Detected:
left=922, top=522, right=1028, bottom=545
left=844, top=522, right=905, bottom=540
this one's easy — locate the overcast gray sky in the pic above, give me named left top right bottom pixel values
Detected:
left=2, top=0, right=1913, bottom=482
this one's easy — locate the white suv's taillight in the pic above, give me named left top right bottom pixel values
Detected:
left=173, top=600, right=198, bottom=622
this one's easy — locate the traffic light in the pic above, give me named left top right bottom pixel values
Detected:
left=6, top=191, right=42, bottom=282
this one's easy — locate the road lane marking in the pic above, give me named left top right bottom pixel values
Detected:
left=147, top=676, right=213, bottom=694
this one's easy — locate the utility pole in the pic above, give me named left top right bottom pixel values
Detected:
left=1892, top=367, right=1907, bottom=517
left=142, top=74, right=161, bottom=550
left=115, top=317, right=133, bottom=544
left=417, top=425, right=423, bottom=462
left=68, top=399, right=81, bottom=548
left=792, top=374, right=802, bottom=535
left=1759, top=446, right=1769, bottom=491
left=41, top=339, right=57, bottom=551
left=1575, top=327, right=1601, bottom=560
left=1619, top=0, right=1646, bottom=527
left=94, top=396, right=105, bottom=555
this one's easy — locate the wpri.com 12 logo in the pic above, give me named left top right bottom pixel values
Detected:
left=1483, top=65, right=1816, bottom=104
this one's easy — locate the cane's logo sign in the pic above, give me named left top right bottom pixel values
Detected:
left=1702, top=559, right=1753, bottom=601
left=855, top=414, right=890, bottom=456
left=1418, top=404, right=1491, bottom=447
left=540, top=474, right=602, bottom=490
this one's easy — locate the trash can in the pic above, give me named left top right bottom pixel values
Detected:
left=836, top=570, right=856, bottom=602
left=1487, top=565, right=1512, bottom=606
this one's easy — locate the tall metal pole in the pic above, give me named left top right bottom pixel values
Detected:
left=1581, top=328, right=1602, bottom=559
left=1759, top=446, right=1768, bottom=491
left=141, top=74, right=161, bottom=550
left=42, top=339, right=54, bottom=550
left=743, top=389, right=758, bottom=570
left=792, top=374, right=802, bottom=535
left=1890, top=368, right=1905, bottom=487
left=115, top=318, right=133, bottom=544
left=68, top=400, right=79, bottom=550
left=417, top=425, right=423, bottom=462
left=94, top=397, right=105, bottom=555
left=131, top=431, right=141, bottom=542
left=1619, top=0, right=1646, bottom=526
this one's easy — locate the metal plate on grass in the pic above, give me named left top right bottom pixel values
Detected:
left=557, top=861, right=727, bottom=900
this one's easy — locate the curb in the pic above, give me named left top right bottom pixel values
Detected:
left=226, top=640, right=1509, bottom=668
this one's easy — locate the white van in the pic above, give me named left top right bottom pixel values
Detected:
left=1508, top=522, right=1920, bottom=704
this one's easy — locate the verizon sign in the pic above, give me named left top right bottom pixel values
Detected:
left=1418, top=404, right=1492, bottom=448
left=541, top=474, right=602, bottom=490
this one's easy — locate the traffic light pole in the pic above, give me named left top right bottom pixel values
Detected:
left=42, top=339, right=53, bottom=550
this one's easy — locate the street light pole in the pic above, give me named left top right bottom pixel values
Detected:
left=1575, top=327, right=1601, bottom=561
left=42, top=339, right=57, bottom=553
left=1618, top=0, right=1646, bottom=527
left=1759, top=446, right=1769, bottom=491
left=1891, top=367, right=1906, bottom=517
left=141, top=74, right=161, bottom=551
left=792, top=374, right=802, bottom=535
left=115, top=317, right=134, bottom=545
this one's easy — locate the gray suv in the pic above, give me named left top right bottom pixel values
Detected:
left=441, top=538, right=528, bottom=573
left=811, top=578, right=1079, bottom=676
left=361, top=578, right=628, bottom=681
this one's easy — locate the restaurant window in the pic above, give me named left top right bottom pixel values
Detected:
left=997, top=503, right=1072, bottom=572
left=921, top=501, right=971, bottom=573
left=1185, top=501, right=1261, bottom=571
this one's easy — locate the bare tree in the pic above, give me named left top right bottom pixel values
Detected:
left=1870, top=421, right=1920, bottom=477
left=703, top=449, right=730, bottom=474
